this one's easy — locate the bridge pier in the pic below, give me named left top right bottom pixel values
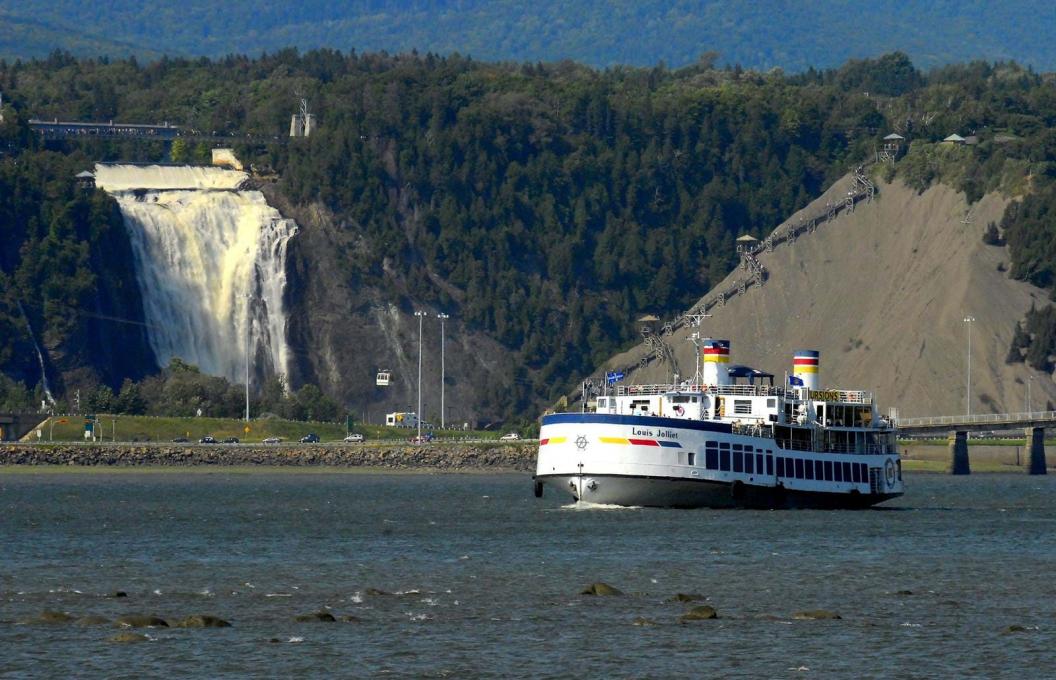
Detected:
left=948, top=431, right=970, bottom=475
left=1027, top=427, right=1047, bottom=475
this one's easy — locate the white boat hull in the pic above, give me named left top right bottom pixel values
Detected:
left=535, top=413, right=903, bottom=509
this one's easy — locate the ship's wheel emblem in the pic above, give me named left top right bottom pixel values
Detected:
left=575, top=435, right=588, bottom=450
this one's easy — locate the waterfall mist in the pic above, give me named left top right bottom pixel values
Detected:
left=94, top=164, right=297, bottom=385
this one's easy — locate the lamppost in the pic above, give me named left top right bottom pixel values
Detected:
left=415, top=310, right=426, bottom=442
left=243, top=294, right=253, bottom=422
left=1027, top=374, right=1034, bottom=414
left=963, top=315, right=975, bottom=417
left=437, top=312, right=449, bottom=430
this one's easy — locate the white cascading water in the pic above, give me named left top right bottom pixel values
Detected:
left=94, top=164, right=298, bottom=383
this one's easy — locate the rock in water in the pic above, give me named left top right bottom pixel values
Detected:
left=115, top=614, right=169, bottom=628
left=174, top=615, right=232, bottom=628
left=672, top=593, right=706, bottom=603
left=109, top=632, right=149, bottom=643
left=632, top=617, right=658, bottom=626
left=36, top=610, right=75, bottom=624
left=678, top=605, right=718, bottom=622
left=580, top=583, right=623, bottom=596
left=792, top=610, right=841, bottom=620
left=1002, top=625, right=1028, bottom=634
left=108, top=591, right=128, bottom=598
left=294, top=611, right=336, bottom=622
left=76, top=615, right=110, bottom=626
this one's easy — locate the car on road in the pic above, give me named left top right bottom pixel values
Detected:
left=409, top=434, right=434, bottom=444
left=500, top=432, right=521, bottom=441
left=199, top=436, right=217, bottom=444
left=343, top=433, right=365, bottom=443
left=263, top=437, right=282, bottom=444
left=222, top=437, right=240, bottom=444
left=300, top=433, right=320, bottom=443
left=171, top=437, right=189, bottom=443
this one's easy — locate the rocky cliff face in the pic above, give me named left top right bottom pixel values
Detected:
left=601, top=177, right=1056, bottom=418
left=268, top=187, right=518, bottom=428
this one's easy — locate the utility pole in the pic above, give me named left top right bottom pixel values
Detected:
left=437, top=312, right=449, bottom=430
left=245, top=296, right=251, bottom=423
left=415, top=310, right=426, bottom=442
left=1027, top=374, right=1034, bottom=413
left=963, top=315, right=975, bottom=417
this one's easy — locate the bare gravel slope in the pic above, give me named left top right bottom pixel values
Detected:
left=605, top=178, right=1055, bottom=418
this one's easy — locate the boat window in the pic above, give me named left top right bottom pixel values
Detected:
left=815, top=460, right=825, bottom=480
left=706, top=450, right=719, bottom=469
left=719, top=442, right=730, bottom=450
left=804, top=459, right=815, bottom=480
left=706, top=441, right=718, bottom=451
left=734, top=399, right=752, bottom=415
left=842, top=462, right=852, bottom=482
left=744, top=453, right=754, bottom=474
left=767, top=398, right=776, bottom=408
left=673, top=396, right=691, bottom=404
left=756, top=453, right=764, bottom=473
left=720, top=451, right=731, bottom=471
left=859, top=463, right=868, bottom=482
left=732, top=451, right=744, bottom=473
left=766, top=455, right=774, bottom=475
left=688, top=452, right=696, bottom=466
left=776, top=457, right=785, bottom=477
left=732, top=443, right=742, bottom=451
left=794, top=459, right=804, bottom=479
left=851, top=463, right=861, bottom=483
left=744, top=445, right=754, bottom=453
left=824, top=460, right=834, bottom=481
left=833, top=461, right=843, bottom=482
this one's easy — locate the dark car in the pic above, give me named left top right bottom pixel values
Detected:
left=300, top=433, right=320, bottom=443
left=199, top=436, right=217, bottom=444
left=222, top=437, right=240, bottom=444
left=171, top=437, right=189, bottom=443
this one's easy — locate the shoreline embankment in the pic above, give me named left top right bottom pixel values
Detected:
left=0, top=443, right=536, bottom=472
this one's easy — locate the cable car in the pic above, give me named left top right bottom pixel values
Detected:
left=376, top=369, right=391, bottom=387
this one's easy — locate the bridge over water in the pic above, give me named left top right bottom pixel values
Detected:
left=896, top=411, right=1056, bottom=475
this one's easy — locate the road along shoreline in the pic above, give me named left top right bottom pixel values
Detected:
left=0, top=443, right=536, bottom=471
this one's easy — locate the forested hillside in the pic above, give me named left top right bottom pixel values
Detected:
left=4, top=51, right=1056, bottom=418
left=2, top=1, right=1056, bottom=72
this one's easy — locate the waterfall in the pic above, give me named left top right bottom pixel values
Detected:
left=16, top=299, right=55, bottom=405
left=94, top=164, right=298, bottom=384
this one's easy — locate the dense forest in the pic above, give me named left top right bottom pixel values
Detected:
left=4, top=50, right=1056, bottom=417
left=3, top=2, right=1056, bottom=72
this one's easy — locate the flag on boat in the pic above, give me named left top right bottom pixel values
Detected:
left=788, top=375, right=804, bottom=386
left=607, top=371, right=625, bottom=385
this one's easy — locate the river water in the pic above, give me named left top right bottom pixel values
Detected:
left=1, top=472, right=1054, bottom=678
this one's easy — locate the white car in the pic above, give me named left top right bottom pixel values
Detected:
left=344, top=433, right=365, bottom=443
left=500, top=432, right=521, bottom=441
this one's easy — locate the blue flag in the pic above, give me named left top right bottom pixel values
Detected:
left=607, top=371, right=625, bottom=385
left=788, top=375, right=804, bottom=386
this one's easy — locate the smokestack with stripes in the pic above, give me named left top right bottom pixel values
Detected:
left=702, top=340, right=731, bottom=386
left=793, top=350, right=820, bottom=390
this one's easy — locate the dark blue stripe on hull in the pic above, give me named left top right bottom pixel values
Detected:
left=542, top=412, right=732, bottom=434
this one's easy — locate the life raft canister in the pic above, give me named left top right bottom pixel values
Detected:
left=884, top=458, right=897, bottom=486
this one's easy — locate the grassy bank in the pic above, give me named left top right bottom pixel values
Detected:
left=24, top=414, right=516, bottom=444
left=901, top=459, right=1030, bottom=473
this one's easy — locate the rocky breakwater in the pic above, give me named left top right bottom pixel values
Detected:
left=0, top=443, right=536, bottom=471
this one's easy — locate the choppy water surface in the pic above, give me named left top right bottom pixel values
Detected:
left=2, top=472, right=1054, bottom=678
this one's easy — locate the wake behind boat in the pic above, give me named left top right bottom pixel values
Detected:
left=534, top=340, right=903, bottom=509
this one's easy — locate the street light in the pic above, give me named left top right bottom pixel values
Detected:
left=1027, top=374, right=1034, bottom=414
left=963, top=315, right=975, bottom=417
left=437, top=312, right=449, bottom=430
left=415, top=311, right=426, bottom=442
left=243, top=294, right=253, bottom=423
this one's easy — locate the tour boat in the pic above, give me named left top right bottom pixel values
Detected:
left=534, top=342, right=903, bottom=509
